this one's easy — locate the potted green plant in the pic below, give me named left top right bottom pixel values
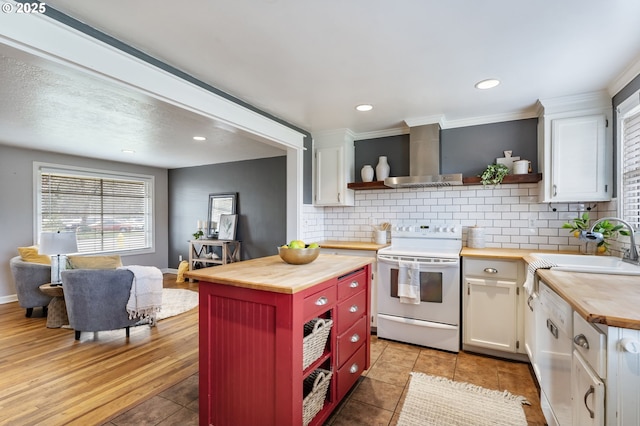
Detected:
left=562, top=212, right=629, bottom=254
left=192, top=230, right=204, bottom=240
left=479, top=164, right=509, bottom=186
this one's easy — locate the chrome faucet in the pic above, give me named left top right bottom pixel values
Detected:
left=587, top=217, right=639, bottom=265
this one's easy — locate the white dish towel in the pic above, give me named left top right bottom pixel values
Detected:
left=398, top=260, right=421, bottom=304
left=523, top=259, right=558, bottom=296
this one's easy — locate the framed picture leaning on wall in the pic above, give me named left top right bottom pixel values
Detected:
left=218, top=214, right=238, bottom=240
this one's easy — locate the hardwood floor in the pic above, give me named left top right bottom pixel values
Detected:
left=1, top=274, right=544, bottom=425
left=0, top=274, right=199, bottom=426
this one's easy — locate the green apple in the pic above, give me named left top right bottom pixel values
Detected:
left=289, top=240, right=305, bottom=249
left=308, top=242, right=319, bottom=249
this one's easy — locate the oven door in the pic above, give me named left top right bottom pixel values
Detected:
left=377, top=254, right=460, bottom=326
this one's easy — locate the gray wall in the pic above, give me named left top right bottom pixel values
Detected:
left=354, top=119, right=538, bottom=178
left=355, top=135, right=410, bottom=181
left=441, top=119, right=538, bottom=176
left=0, top=145, right=169, bottom=301
left=168, top=156, right=287, bottom=268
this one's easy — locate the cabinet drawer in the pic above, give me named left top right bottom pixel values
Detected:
left=303, top=285, right=337, bottom=320
left=337, top=269, right=367, bottom=301
left=336, top=344, right=366, bottom=401
left=573, top=311, right=606, bottom=378
left=337, top=315, right=367, bottom=367
left=464, top=258, right=518, bottom=280
left=336, top=289, right=367, bottom=335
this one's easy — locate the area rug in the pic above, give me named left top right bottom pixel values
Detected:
left=156, top=288, right=198, bottom=321
left=397, top=372, right=529, bottom=426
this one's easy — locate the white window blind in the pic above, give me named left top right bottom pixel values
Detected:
left=622, top=108, right=640, bottom=229
left=37, top=164, right=153, bottom=254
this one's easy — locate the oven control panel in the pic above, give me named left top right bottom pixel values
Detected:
left=392, top=224, right=461, bottom=239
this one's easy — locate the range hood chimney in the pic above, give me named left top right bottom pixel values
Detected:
left=384, top=123, right=463, bottom=188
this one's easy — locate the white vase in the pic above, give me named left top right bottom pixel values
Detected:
left=361, top=165, right=374, bottom=182
left=376, top=156, right=390, bottom=181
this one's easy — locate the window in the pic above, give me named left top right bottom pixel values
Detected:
left=36, top=163, right=154, bottom=254
left=618, top=90, right=640, bottom=230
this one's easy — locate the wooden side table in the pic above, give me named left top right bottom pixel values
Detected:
left=39, top=283, right=68, bottom=328
left=188, top=239, right=242, bottom=281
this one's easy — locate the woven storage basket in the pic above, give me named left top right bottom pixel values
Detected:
left=302, top=318, right=333, bottom=369
left=302, top=368, right=332, bottom=426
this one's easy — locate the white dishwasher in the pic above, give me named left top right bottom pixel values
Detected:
left=537, top=280, right=573, bottom=426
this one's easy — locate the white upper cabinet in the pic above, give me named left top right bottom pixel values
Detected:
left=537, top=92, right=613, bottom=202
left=313, top=129, right=355, bottom=206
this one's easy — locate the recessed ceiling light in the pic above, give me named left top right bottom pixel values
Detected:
left=475, top=79, right=500, bottom=90
left=193, top=136, right=207, bottom=141
left=121, top=149, right=135, bottom=154
left=355, top=104, right=373, bottom=112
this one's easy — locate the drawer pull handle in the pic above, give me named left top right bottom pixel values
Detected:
left=315, top=297, right=328, bottom=306
left=350, top=281, right=359, bottom=288
left=350, top=333, right=360, bottom=343
left=584, top=385, right=595, bottom=419
left=349, top=305, right=359, bottom=313
left=547, top=319, right=558, bottom=339
left=484, top=268, right=498, bottom=274
left=574, top=334, right=590, bottom=349
left=349, top=363, right=359, bottom=374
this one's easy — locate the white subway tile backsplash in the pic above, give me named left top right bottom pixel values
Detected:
left=502, top=212, right=520, bottom=220
left=469, top=197, right=486, bottom=205
left=300, top=186, right=630, bottom=252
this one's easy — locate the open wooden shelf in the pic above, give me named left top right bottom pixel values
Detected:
left=347, top=181, right=392, bottom=190
left=462, top=173, right=542, bottom=185
left=347, top=173, right=542, bottom=190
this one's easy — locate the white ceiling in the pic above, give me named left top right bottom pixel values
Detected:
left=2, top=0, right=640, bottom=168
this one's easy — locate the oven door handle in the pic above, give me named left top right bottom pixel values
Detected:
left=378, top=314, right=458, bottom=330
left=377, top=256, right=459, bottom=268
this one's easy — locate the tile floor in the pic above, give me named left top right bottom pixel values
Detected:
left=104, top=337, right=546, bottom=426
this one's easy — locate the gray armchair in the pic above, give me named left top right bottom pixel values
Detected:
left=9, top=256, right=52, bottom=317
left=61, top=269, right=141, bottom=340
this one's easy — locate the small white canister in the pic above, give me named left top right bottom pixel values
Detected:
left=467, top=226, right=486, bottom=248
left=513, top=159, right=530, bottom=175
left=374, top=230, right=387, bottom=244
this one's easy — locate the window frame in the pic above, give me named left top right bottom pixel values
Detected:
left=34, top=162, right=155, bottom=255
left=617, top=90, right=640, bottom=230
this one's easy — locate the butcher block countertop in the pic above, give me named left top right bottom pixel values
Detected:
left=461, top=247, right=573, bottom=258
left=536, top=269, right=640, bottom=330
left=184, top=254, right=373, bottom=294
left=318, top=240, right=389, bottom=251
left=462, top=247, right=640, bottom=331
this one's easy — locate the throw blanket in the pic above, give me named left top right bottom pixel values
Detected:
left=119, top=265, right=163, bottom=325
left=398, top=260, right=421, bottom=304
left=524, top=259, right=557, bottom=296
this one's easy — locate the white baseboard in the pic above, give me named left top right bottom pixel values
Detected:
left=0, top=294, right=18, bottom=305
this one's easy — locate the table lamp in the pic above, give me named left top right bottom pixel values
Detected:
left=40, top=231, right=78, bottom=285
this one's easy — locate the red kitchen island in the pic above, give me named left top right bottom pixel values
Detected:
left=185, top=254, right=373, bottom=426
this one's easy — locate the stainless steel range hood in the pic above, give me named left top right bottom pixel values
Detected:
left=384, top=123, right=463, bottom=188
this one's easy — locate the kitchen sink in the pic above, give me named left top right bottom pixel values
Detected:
left=530, top=252, right=640, bottom=276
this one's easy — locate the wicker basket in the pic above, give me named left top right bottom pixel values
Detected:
left=302, top=368, right=332, bottom=426
left=303, top=318, right=333, bottom=370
